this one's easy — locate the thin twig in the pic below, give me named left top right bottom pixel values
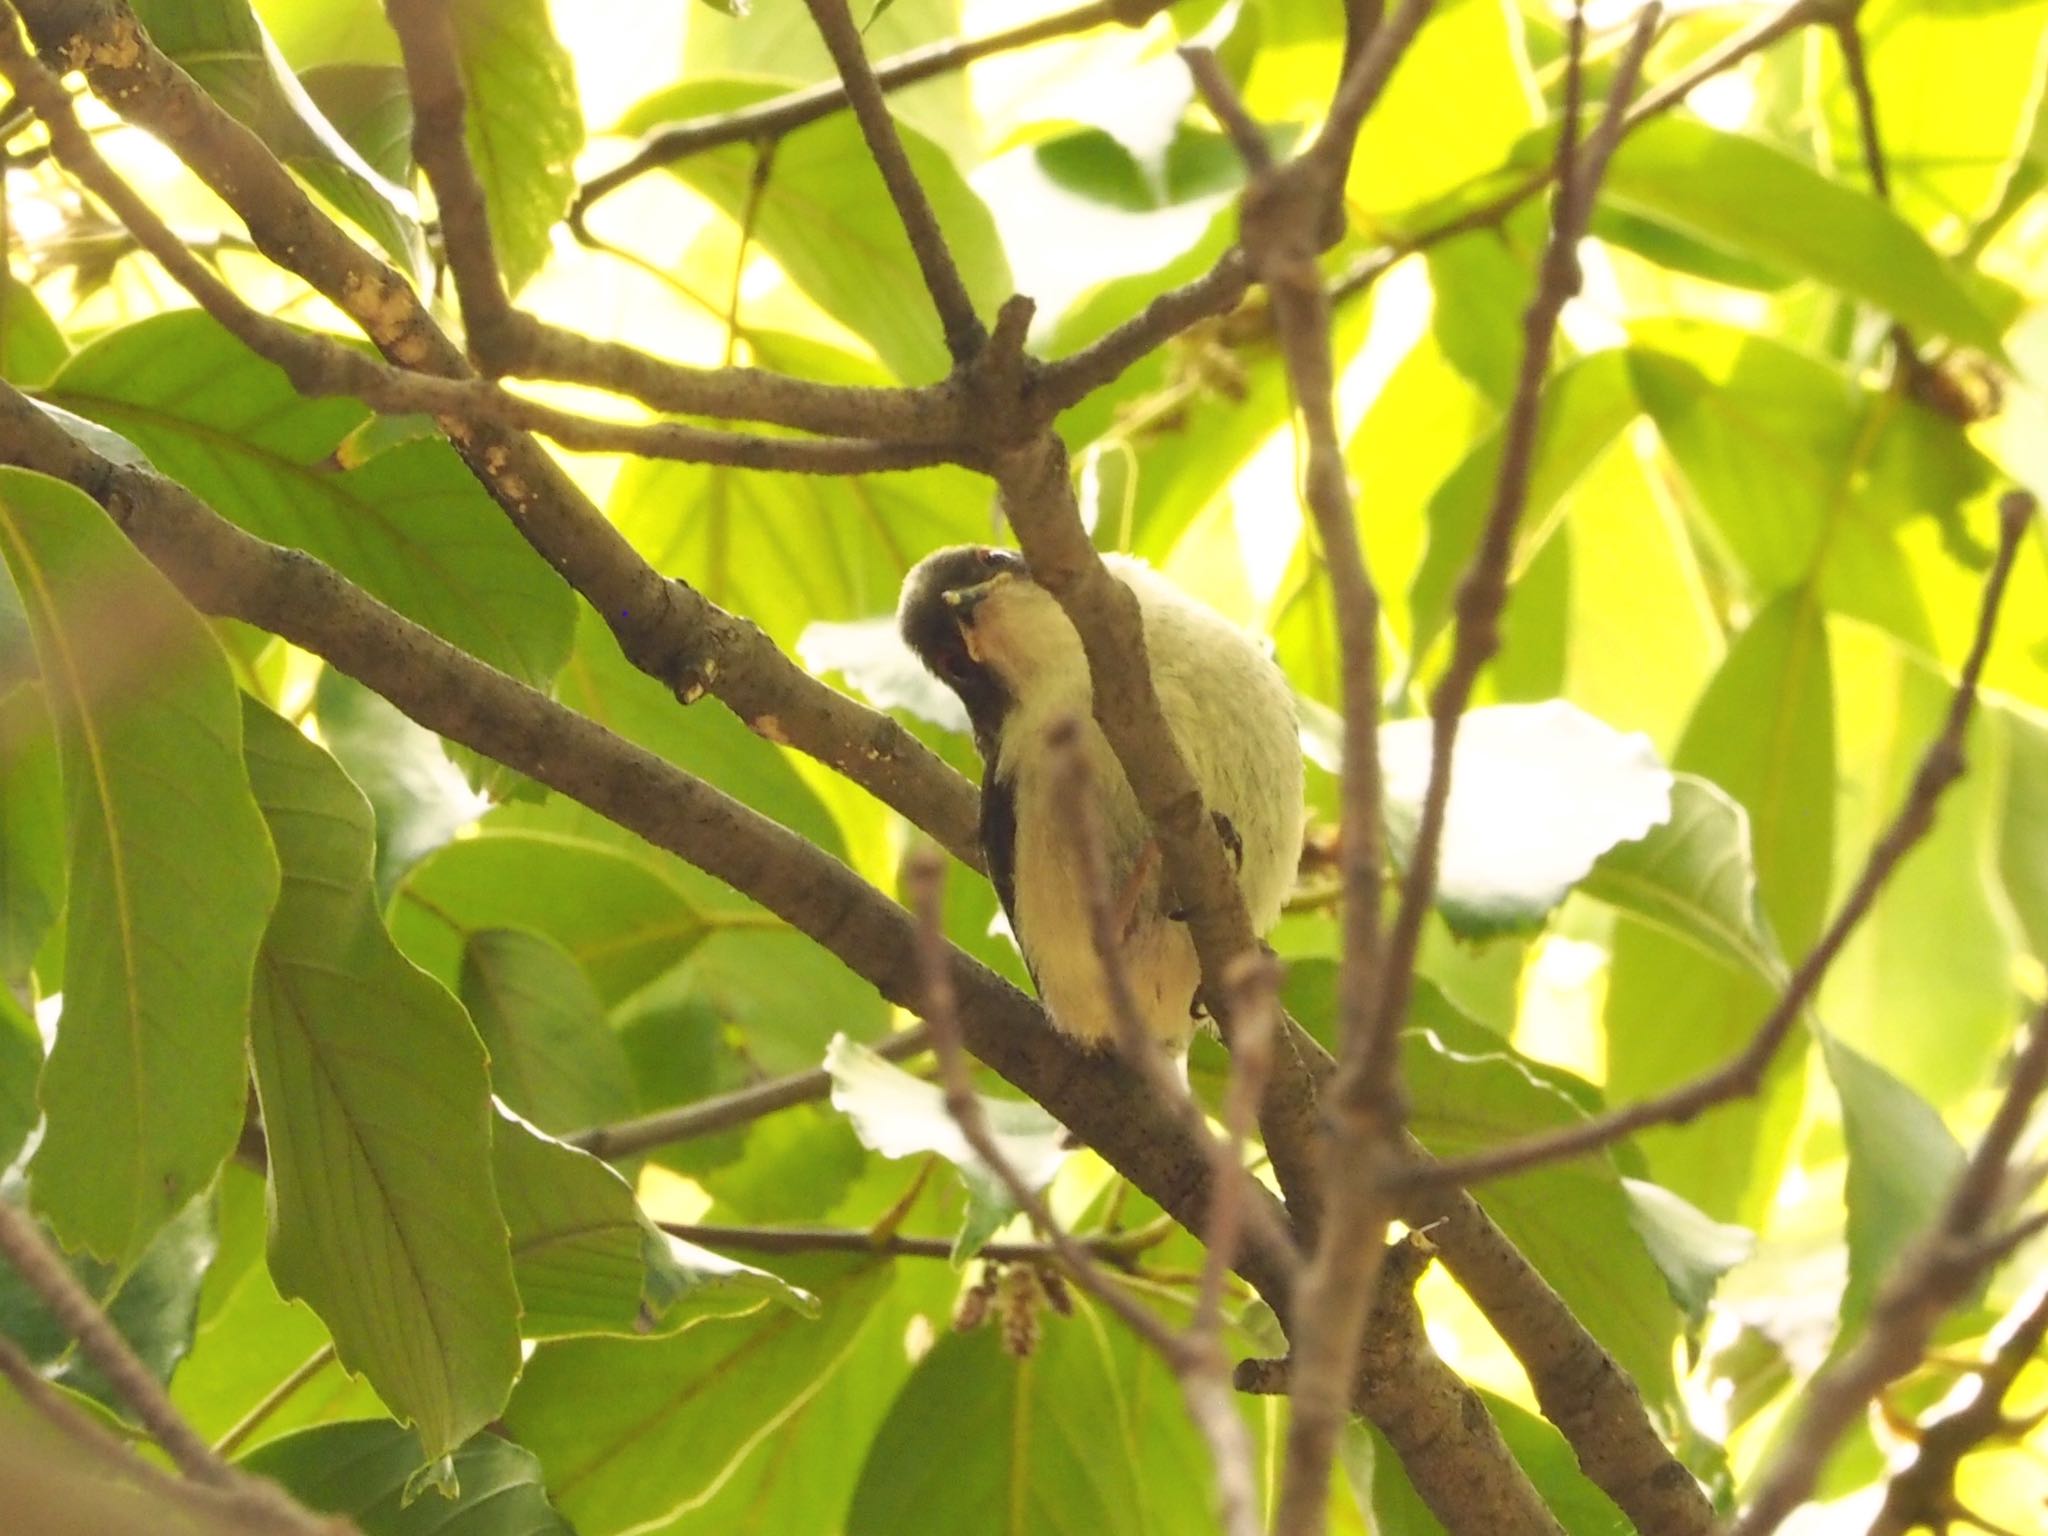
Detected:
left=569, top=0, right=1169, bottom=232
left=210, top=1344, right=336, bottom=1460
left=0, top=1199, right=230, bottom=1487
left=1830, top=14, right=1926, bottom=378
left=1046, top=714, right=1301, bottom=1273
left=1867, top=1277, right=2048, bottom=1536
left=658, top=1218, right=1170, bottom=1267
left=1732, top=999, right=2048, bottom=1536
left=1327, top=0, right=1825, bottom=304
left=905, top=849, right=1263, bottom=1536
left=801, top=0, right=986, bottom=364
left=1186, top=13, right=1441, bottom=1527
left=384, top=0, right=516, bottom=366
left=570, top=1024, right=932, bottom=1160
left=904, top=848, right=1186, bottom=1353
left=1367, top=1, right=1656, bottom=1095
left=1409, top=490, right=2036, bottom=1191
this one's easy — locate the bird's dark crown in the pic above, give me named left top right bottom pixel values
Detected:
left=898, top=545, right=1028, bottom=756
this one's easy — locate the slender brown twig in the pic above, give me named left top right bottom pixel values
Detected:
left=570, top=1024, right=933, bottom=1160
left=1184, top=10, right=1443, bottom=1528
left=384, top=0, right=516, bottom=363
left=905, top=849, right=1263, bottom=1536
left=1867, top=1277, right=2048, bottom=1536
left=1368, top=0, right=1655, bottom=1086
left=568, top=0, right=1171, bottom=232
left=1732, top=999, right=2048, bottom=1536
left=801, top=0, right=986, bottom=363
left=658, top=1218, right=1170, bottom=1268
left=904, top=849, right=1188, bottom=1352
left=1408, top=490, right=2036, bottom=1191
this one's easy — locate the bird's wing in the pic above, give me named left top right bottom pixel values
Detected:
left=980, top=764, right=1038, bottom=986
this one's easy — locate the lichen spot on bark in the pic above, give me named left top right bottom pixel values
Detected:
left=339, top=270, right=417, bottom=350
left=82, top=19, right=146, bottom=71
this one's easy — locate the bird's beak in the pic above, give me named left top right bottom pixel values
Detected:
left=941, top=569, right=1015, bottom=621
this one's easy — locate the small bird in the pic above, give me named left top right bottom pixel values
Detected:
left=898, top=546, right=1304, bottom=1048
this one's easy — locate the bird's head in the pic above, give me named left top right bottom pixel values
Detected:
left=898, top=545, right=1086, bottom=748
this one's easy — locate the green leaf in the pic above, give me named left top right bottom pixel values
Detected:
left=0, top=468, right=277, bottom=1265
left=391, top=831, right=711, bottom=1004
left=242, top=1422, right=575, bottom=1536
left=0, top=1186, right=215, bottom=1417
left=1605, top=593, right=1835, bottom=1223
left=1816, top=0, right=2048, bottom=234
left=1603, top=117, right=2006, bottom=353
left=1621, top=1179, right=1753, bottom=1328
left=1580, top=772, right=1787, bottom=987
left=1822, top=642, right=2018, bottom=1104
left=609, top=453, right=989, bottom=656
left=461, top=929, right=633, bottom=1136
left=1374, top=701, right=1674, bottom=939
left=494, top=1108, right=811, bottom=1339
left=1627, top=328, right=1858, bottom=592
left=504, top=1252, right=895, bottom=1536
left=0, top=274, right=68, bottom=389
left=241, top=701, right=520, bottom=1461
left=617, top=78, right=1009, bottom=382
left=1348, top=0, right=1538, bottom=221
left=1360, top=1388, right=1628, bottom=1536
left=847, top=1306, right=1233, bottom=1536
left=170, top=1171, right=384, bottom=1451
left=0, top=682, right=63, bottom=986
left=1409, top=349, right=1638, bottom=661
left=449, top=0, right=583, bottom=294
left=1820, top=1032, right=1966, bottom=1341
left=310, top=668, right=481, bottom=898
left=825, top=1035, right=1068, bottom=1263
left=1996, top=703, right=2048, bottom=961
left=0, top=990, right=39, bottom=1170
left=45, top=310, right=575, bottom=689
left=130, top=0, right=425, bottom=279
left=649, top=1259, right=957, bottom=1536
left=298, top=62, right=413, bottom=184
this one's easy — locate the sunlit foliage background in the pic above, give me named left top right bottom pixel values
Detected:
left=3, top=0, right=2048, bottom=1531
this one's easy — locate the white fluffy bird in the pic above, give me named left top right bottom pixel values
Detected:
left=899, top=546, right=1304, bottom=1047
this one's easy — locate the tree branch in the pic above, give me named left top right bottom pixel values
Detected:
left=1407, top=489, right=2035, bottom=1191
left=382, top=0, right=516, bottom=364
left=9, top=0, right=985, bottom=867
left=1182, top=9, right=1438, bottom=1524
left=800, top=0, right=987, bottom=363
